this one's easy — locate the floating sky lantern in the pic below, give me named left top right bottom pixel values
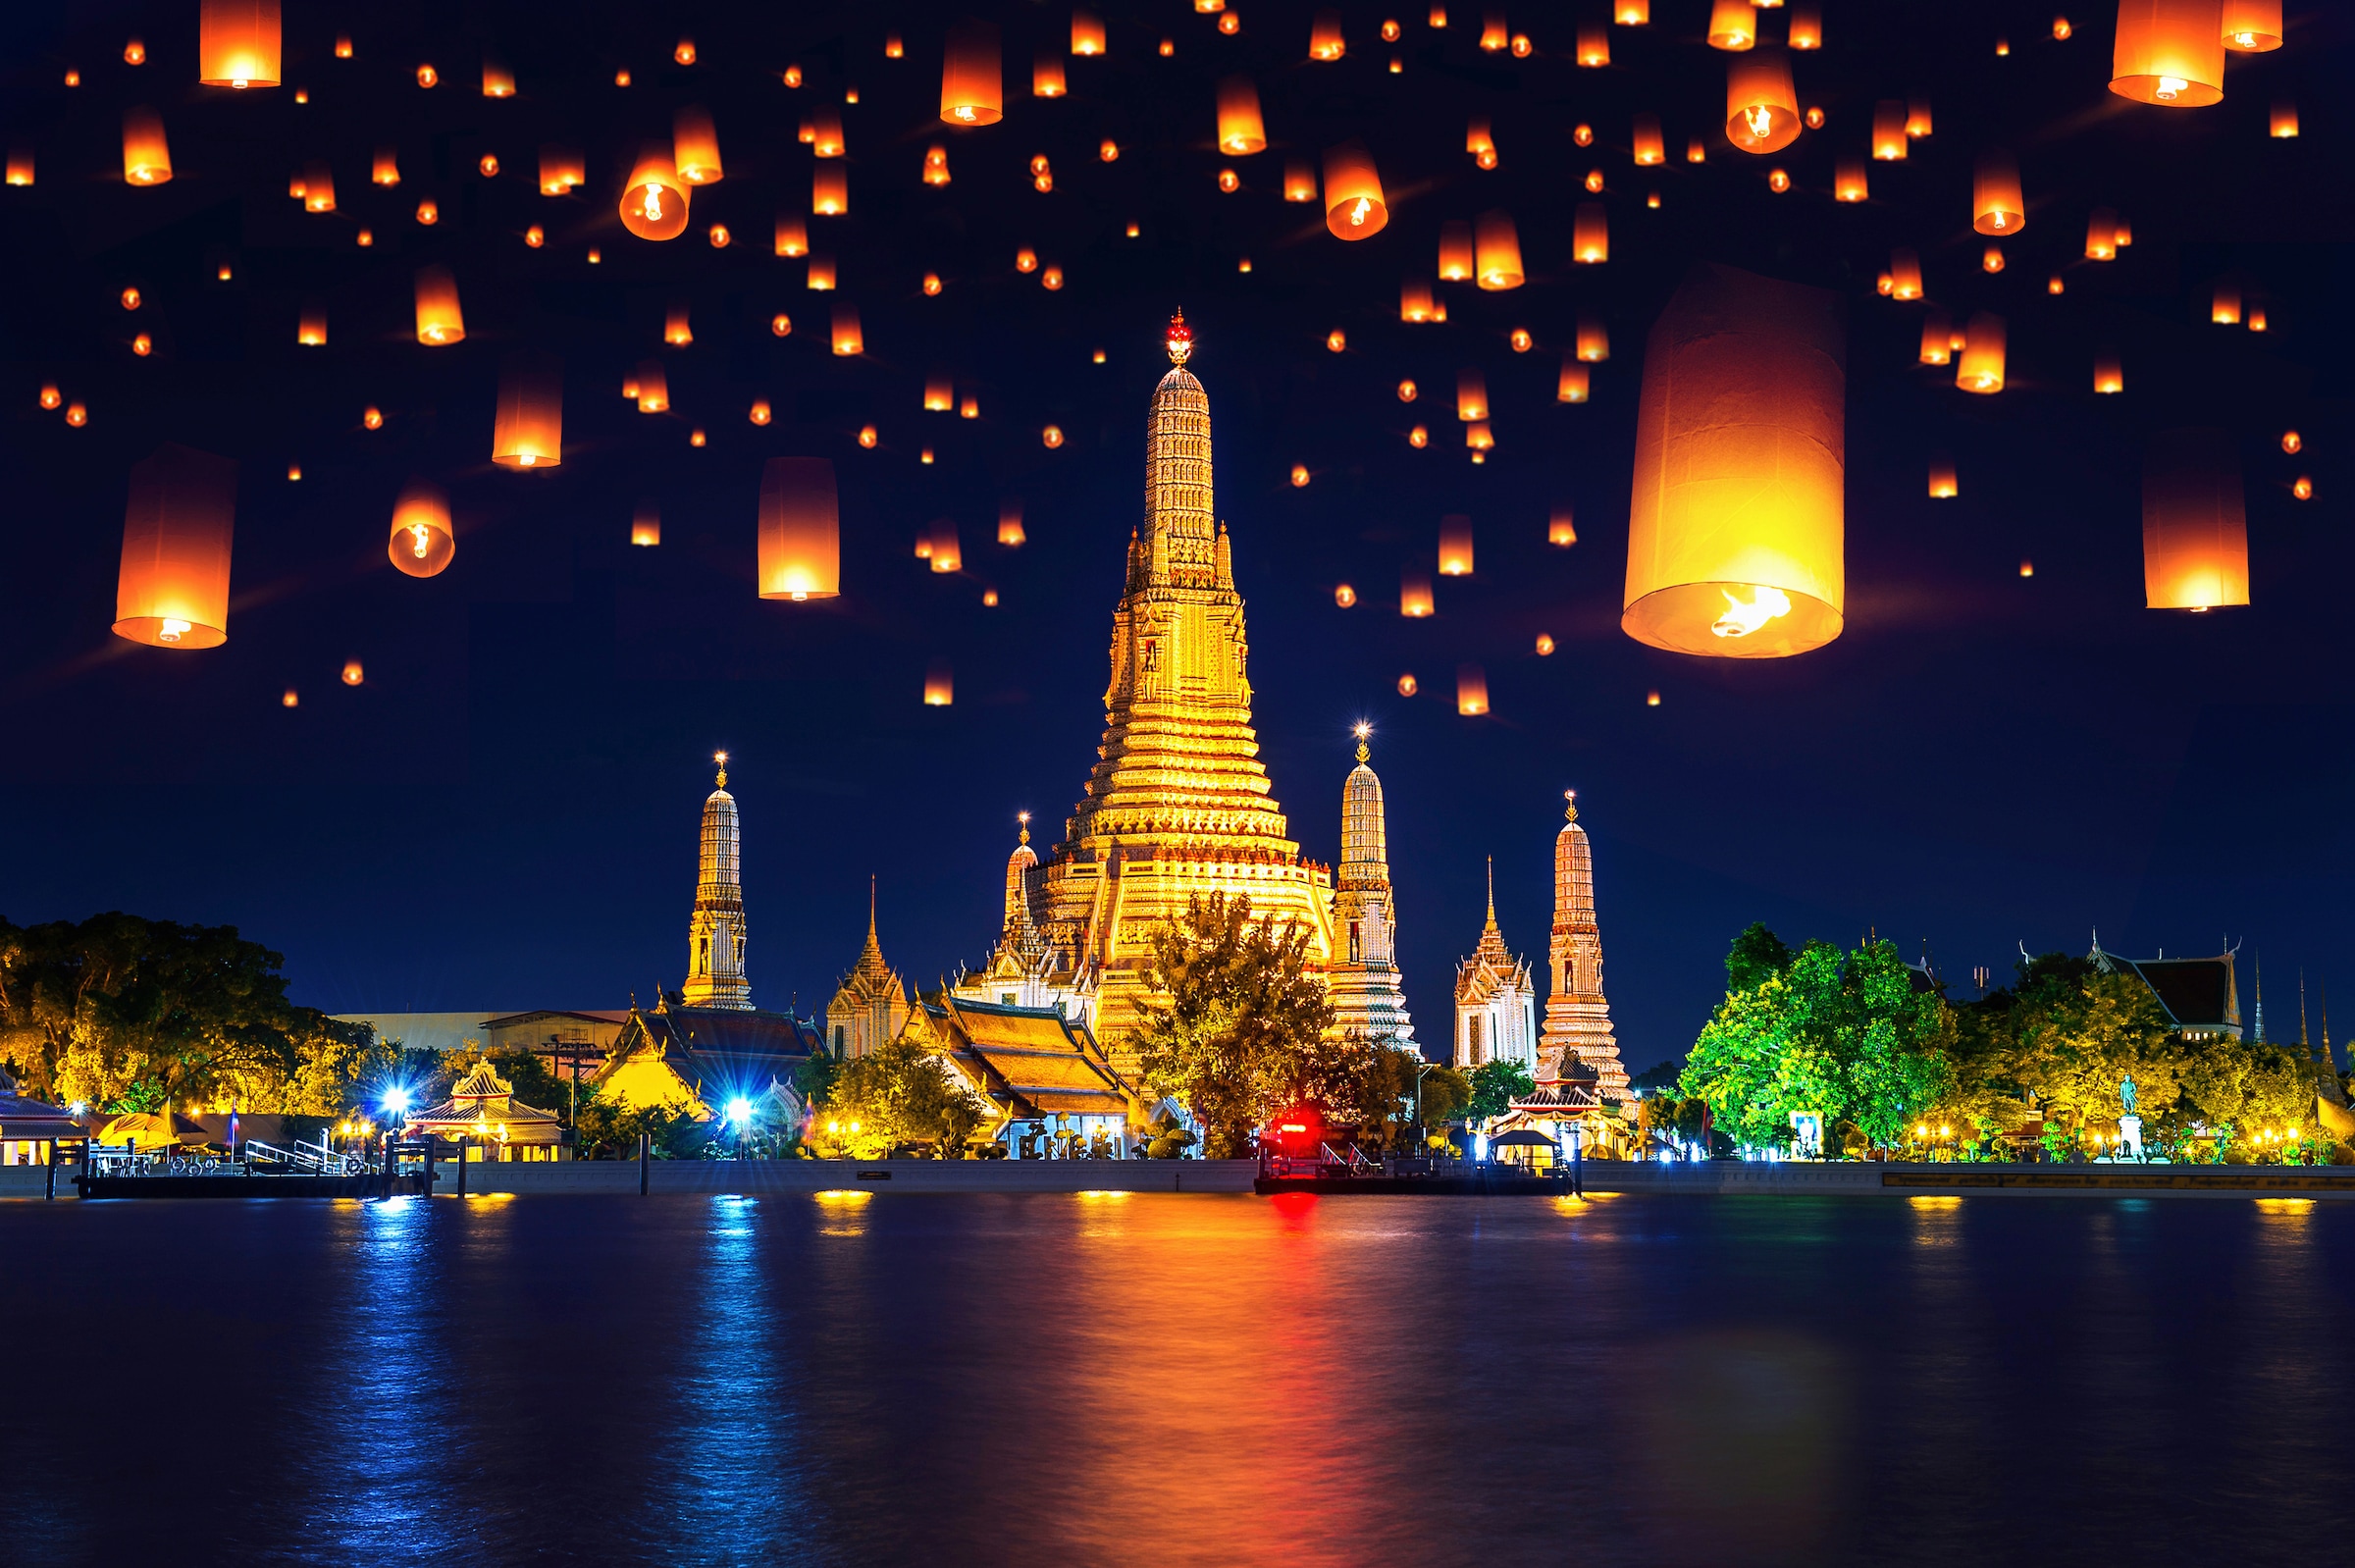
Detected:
left=2211, top=281, right=2241, bottom=324
left=1438, top=220, right=1475, bottom=283
left=673, top=107, right=723, bottom=183
left=1622, top=263, right=1845, bottom=659
left=1456, top=369, right=1488, bottom=422
left=1334, top=584, right=1357, bottom=607
left=813, top=165, right=848, bottom=215
left=1397, top=674, right=1419, bottom=697
left=810, top=110, right=846, bottom=158
left=2222, top=1, right=2283, bottom=50
left=1455, top=663, right=1490, bottom=715
left=1401, top=280, right=1440, bottom=322
left=621, top=143, right=689, bottom=239
left=1475, top=210, right=1523, bottom=289
left=122, top=107, right=171, bottom=184
left=1550, top=506, right=1578, bottom=546
left=1707, top=0, right=1756, bottom=49
left=941, top=19, right=1003, bottom=124
left=539, top=144, right=583, bottom=194
left=493, top=351, right=562, bottom=468
left=1578, top=23, right=1609, bottom=66
left=297, top=302, right=327, bottom=345
left=2271, top=100, right=2297, bottom=137
left=1955, top=311, right=2006, bottom=392
left=413, top=265, right=464, bottom=345
left=663, top=303, right=694, bottom=346
left=1928, top=453, right=1958, bottom=498
left=1633, top=113, right=1665, bottom=165
left=2085, top=206, right=2120, bottom=259
left=1310, top=9, right=1346, bottom=59
left=999, top=500, right=1025, bottom=546
left=1467, top=117, right=1497, bottom=168
left=924, top=371, right=954, bottom=412
left=1439, top=514, right=1474, bottom=575
left=1323, top=140, right=1387, bottom=238
left=1558, top=360, right=1591, bottom=403
left=1072, top=8, right=1106, bottom=54
left=776, top=215, right=809, bottom=256
left=1889, top=247, right=1923, bottom=299
left=1983, top=246, right=2007, bottom=274
left=1973, top=149, right=2024, bottom=234
left=924, top=659, right=955, bottom=706
left=1217, top=75, right=1267, bottom=154
left=1834, top=156, right=1867, bottom=202
left=1725, top=50, right=1800, bottom=154
left=1871, top=100, right=1909, bottom=160
left=115, top=444, right=236, bottom=648
left=2143, top=429, right=2247, bottom=610
left=758, top=456, right=841, bottom=601
left=1285, top=158, right=1318, bottom=203
left=1618, top=1, right=1650, bottom=21
left=632, top=501, right=660, bottom=547
left=388, top=478, right=454, bottom=577
left=635, top=362, right=668, bottom=412
left=2094, top=347, right=2123, bottom=393
left=1400, top=567, right=1435, bottom=617
left=1789, top=0, right=1822, bottom=48
left=831, top=303, right=863, bottom=355
left=808, top=253, right=837, bottom=289
left=1042, top=424, right=1064, bottom=447
left=1578, top=315, right=1610, bottom=362
left=199, top=0, right=281, bottom=88
left=481, top=56, right=515, bottom=97
left=1573, top=202, right=1609, bottom=263
left=2280, top=430, right=2300, bottom=454
left=2111, top=0, right=2225, bottom=105
left=5, top=146, right=29, bottom=185
left=1034, top=48, right=1067, bottom=97
left=374, top=146, right=400, bottom=185
left=929, top=518, right=964, bottom=573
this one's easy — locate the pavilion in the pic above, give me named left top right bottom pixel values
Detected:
left=401, top=1063, right=566, bottom=1161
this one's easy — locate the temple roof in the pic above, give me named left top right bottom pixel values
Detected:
left=2090, top=937, right=2240, bottom=1033
left=916, top=995, right=1137, bottom=1124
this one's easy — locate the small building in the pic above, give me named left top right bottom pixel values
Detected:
left=402, top=1063, right=567, bottom=1161
left=1453, top=861, right=1538, bottom=1071
left=0, top=1073, right=81, bottom=1166
left=1492, top=1058, right=1636, bottom=1161
left=827, top=885, right=912, bottom=1058
left=903, top=994, right=1146, bottom=1156
left=2089, top=936, right=2242, bottom=1042
left=591, top=996, right=821, bottom=1132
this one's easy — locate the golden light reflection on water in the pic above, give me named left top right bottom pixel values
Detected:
left=814, top=1188, right=871, bottom=1236
left=2255, top=1198, right=2316, bottom=1217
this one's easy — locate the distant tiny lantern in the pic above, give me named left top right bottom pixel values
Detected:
left=1956, top=312, right=2006, bottom=392
left=415, top=199, right=439, bottom=226
left=1510, top=329, right=1533, bottom=353
left=1633, top=113, right=1665, bottom=166
left=924, top=144, right=952, bottom=186
left=1409, top=426, right=1429, bottom=447
left=634, top=362, right=668, bottom=413
left=1535, top=633, right=1555, bottom=655
left=1397, top=673, right=1419, bottom=697
left=122, top=107, right=172, bottom=185
left=749, top=401, right=771, bottom=426
left=1573, top=203, right=1609, bottom=263
left=771, top=313, right=793, bottom=337
left=1550, top=507, right=1578, bottom=546
left=999, top=500, right=1025, bottom=547
left=1707, top=0, right=1755, bottom=49
left=632, top=501, right=661, bottom=547
left=2280, top=430, right=2300, bottom=454
left=1327, top=330, right=1347, bottom=353
left=478, top=154, right=499, bottom=179
left=923, top=659, right=954, bottom=707
left=363, top=405, right=384, bottom=429
left=2094, top=347, right=2123, bottom=393
left=199, top=0, right=283, bottom=89
left=758, top=456, right=842, bottom=601
left=493, top=351, right=563, bottom=468
left=413, top=265, right=465, bottom=345
left=1323, top=141, right=1387, bottom=238
left=1400, top=568, right=1435, bottom=617
left=374, top=146, right=400, bottom=185
left=1475, top=210, right=1524, bottom=289
left=126, top=37, right=144, bottom=65
left=342, top=661, right=365, bottom=686
left=1042, top=424, right=1064, bottom=448
left=2111, top=0, right=2225, bottom=105
left=1983, top=246, right=2007, bottom=274
left=2143, top=429, right=2248, bottom=610
left=2271, top=100, right=2298, bottom=137
left=621, top=144, right=689, bottom=239
left=1290, top=465, right=1311, bottom=488
left=416, top=64, right=438, bottom=87
left=860, top=425, right=879, bottom=447
left=1285, top=159, right=1318, bottom=203
left=65, top=402, right=86, bottom=426
left=1973, top=148, right=2024, bottom=234
left=389, top=478, right=455, bottom=577
left=1558, top=360, right=1591, bottom=403
left=675, top=38, right=696, bottom=65
left=297, top=302, right=327, bottom=345
left=1577, top=315, right=1610, bottom=362
left=1890, top=248, right=1923, bottom=299
left=115, top=444, right=236, bottom=648
left=941, top=19, right=1004, bottom=125
left=1767, top=168, right=1791, bottom=193
left=1456, top=664, right=1489, bottom=715
left=38, top=385, right=59, bottom=409
left=673, top=106, right=723, bottom=184
left=282, top=689, right=298, bottom=707
left=1439, top=514, right=1474, bottom=575
left=1622, top=263, right=1846, bottom=659
left=131, top=334, right=151, bottom=357
left=1725, top=50, right=1800, bottom=154
left=1927, top=453, right=1958, bottom=498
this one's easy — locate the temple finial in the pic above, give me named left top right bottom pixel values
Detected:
left=713, top=749, right=728, bottom=788
left=1485, top=855, right=1496, bottom=929
left=1564, top=787, right=1578, bottom=823
left=1165, top=308, right=1193, bottom=365
left=1352, top=721, right=1370, bottom=765
left=1018, top=810, right=1031, bottom=847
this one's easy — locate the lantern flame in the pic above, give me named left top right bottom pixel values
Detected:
left=1711, top=586, right=1792, bottom=639
left=159, top=618, right=190, bottom=643
left=1347, top=196, right=1371, bottom=226
left=2156, top=76, right=2186, bottom=100
left=641, top=183, right=664, bottom=222
left=1745, top=104, right=1772, bottom=138
left=409, top=523, right=432, bottom=559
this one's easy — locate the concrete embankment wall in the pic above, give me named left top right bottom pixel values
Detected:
left=1576, top=1160, right=2355, bottom=1199
left=424, top=1157, right=1263, bottom=1196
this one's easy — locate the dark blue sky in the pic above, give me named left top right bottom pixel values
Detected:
left=4, top=2, right=2349, bottom=1068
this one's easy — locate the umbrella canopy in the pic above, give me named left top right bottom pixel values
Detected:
left=95, top=1109, right=210, bottom=1151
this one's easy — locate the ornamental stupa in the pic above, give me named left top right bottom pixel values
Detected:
left=681, top=753, right=752, bottom=1010
left=1020, top=312, right=1334, bottom=1072
left=1326, top=726, right=1417, bottom=1051
left=1538, top=791, right=1629, bottom=1100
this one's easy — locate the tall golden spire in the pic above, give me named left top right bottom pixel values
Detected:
left=1486, top=855, right=1496, bottom=929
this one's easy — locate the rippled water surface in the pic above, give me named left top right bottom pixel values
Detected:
left=4, top=1191, right=2347, bottom=1565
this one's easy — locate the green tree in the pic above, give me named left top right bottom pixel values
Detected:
left=1129, top=892, right=1337, bottom=1158
left=1417, top=1064, right=1473, bottom=1129
left=807, top=1035, right=985, bottom=1158
left=1464, top=1057, right=1535, bottom=1124
left=1726, top=922, right=1794, bottom=994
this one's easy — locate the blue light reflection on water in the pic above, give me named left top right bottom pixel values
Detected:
left=1, top=1193, right=2350, bottom=1566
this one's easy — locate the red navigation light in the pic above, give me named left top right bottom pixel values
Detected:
left=1281, top=1123, right=1308, bottom=1133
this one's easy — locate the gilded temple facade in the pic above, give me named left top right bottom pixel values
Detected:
left=1453, top=862, right=1538, bottom=1071
left=681, top=755, right=752, bottom=1010
left=1014, top=314, right=1335, bottom=1076
left=828, top=882, right=912, bottom=1059
left=1326, top=729, right=1417, bottom=1050
left=1538, top=792, right=1630, bottom=1101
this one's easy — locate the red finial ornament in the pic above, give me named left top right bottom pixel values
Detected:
left=1166, top=309, right=1194, bottom=365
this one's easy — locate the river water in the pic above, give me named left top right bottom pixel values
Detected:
left=2, top=1190, right=2345, bottom=1564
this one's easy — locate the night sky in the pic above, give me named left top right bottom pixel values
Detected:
left=3, top=2, right=2349, bottom=1069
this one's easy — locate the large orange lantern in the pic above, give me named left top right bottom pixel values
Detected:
left=941, top=19, right=1003, bottom=125
left=1475, top=210, right=1522, bottom=289
left=1872, top=100, right=1909, bottom=159
left=1955, top=312, right=2005, bottom=392
left=1400, top=568, right=1434, bottom=618
left=2222, top=1, right=2283, bottom=50
left=1439, top=514, right=1474, bottom=575
left=2111, top=0, right=2225, bottom=105
left=1973, top=149, right=2024, bottom=234
left=1456, top=369, right=1488, bottom=422
left=1072, top=8, right=1106, bottom=55
left=199, top=0, right=281, bottom=88
left=1217, top=75, right=1267, bottom=154
left=1707, top=0, right=1756, bottom=49
left=1573, top=202, right=1608, bottom=263
left=1725, top=51, right=1800, bottom=154
left=2143, top=429, right=2247, bottom=610
left=673, top=106, right=723, bottom=183
left=115, top=444, right=236, bottom=648
left=620, top=143, right=688, bottom=239
left=413, top=265, right=464, bottom=345
left=1788, top=0, right=1823, bottom=48
left=1322, top=140, right=1387, bottom=238
left=1455, top=663, right=1490, bottom=715
left=813, top=165, right=848, bottom=215
left=1633, top=113, right=1665, bottom=165
left=832, top=303, right=863, bottom=355
left=389, top=478, right=454, bottom=577
left=493, top=351, right=562, bottom=468
left=1622, top=263, right=1845, bottom=659
left=122, top=108, right=172, bottom=184
left=759, top=456, right=841, bottom=601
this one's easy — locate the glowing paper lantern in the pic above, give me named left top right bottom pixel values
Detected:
left=2269, top=99, right=2298, bottom=136
left=635, top=362, right=668, bottom=412
left=1622, top=263, right=1845, bottom=659
left=1789, top=1, right=1823, bottom=48
left=2222, top=1, right=2283, bottom=50
left=1467, top=421, right=1494, bottom=453
left=924, top=372, right=955, bottom=412
left=1456, top=370, right=1488, bottom=422
left=1550, top=507, right=1578, bottom=546
left=493, top=351, right=562, bottom=468
left=1322, top=141, right=1387, bottom=239
left=114, top=444, right=235, bottom=648
left=1456, top=663, right=1490, bottom=715
left=813, top=165, right=849, bottom=215
left=2111, top=0, right=2225, bottom=105
left=388, top=478, right=454, bottom=577
left=297, top=302, right=327, bottom=345
left=122, top=108, right=172, bottom=184
left=1707, top=0, right=1756, bottom=49
left=1919, top=309, right=1953, bottom=365
left=1973, top=149, right=2024, bottom=234
left=920, top=659, right=956, bottom=706
left=1438, top=221, right=1475, bottom=283
left=1284, top=159, right=1318, bottom=203
left=373, top=146, right=400, bottom=186
left=1558, top=360, right=1591, bottom=403
left=1872, top=101, right=1909, bottom=160
left=807, top=253, right=838, bottom=289
left=758, top=457, right=841, bottom=601
left=482, top=57, right=515, bottom=97
left=832, top=303, right=863, bottom=356
left=1215, top=76, right=1268, bottom=156
left=673, top=106, right=723, bottom=183
left=620, top=143, right=689, bottom=240
left=1072, top=8, right=1106, bottom=54
left=1400, top=568, right=1434, bottom=617
left=811, top=110, right=847, bottom=158
left=1034, top=49, right=1067, bottom=97
left=1309, top=9, right=1345, bottom=59
left=2143, top=430, right=2247, bottom=609
left=941, top=19, right=1004, bottom=125
left=199, top=0, right=282, bottom=88
left=1927, top=454, right=1958, bottom=498
left=2211, top=282, right=2241, bottom=324
left=1400, top=281, right=1440, bottom=322
left=1889, top=248, right=1923, bottom=299
left=998, top=500, right=1025, bottom=547
left=664, top=304, right=693, bottom=346
left=1439, top=514, right=1474, bottom=575
left=2085, top=207, right=2119, bottom=260
left=1474, top=210, right=1523, bottom=289
left=2094, top=347, right=2123, bottom=392
left=1725, top=51, right=1800, bottom=154
left=776, top=216, right=809, bottom=257
left=5, top=146, right=30, bottom=185
left=1633, top=113, right=1665, bottom=166
left=632, top=501, right=661, bottom=547
left=928, top=518, right=964, bottom=573
left=1618, top=1, right=1650, bottom=20
left=1578, top=24, right=1609, bottom=66
left=413, top=265, right=465, bottom=345
left=1573, top=203, right=1608, bottom=263
left=1577, top=315, right=1610, bottom=362
left=539, top=145, right=583, bottom=194
left=1955, top=312, right=2006, bottom=392
left=1834, top=157, right=1867, bottom=202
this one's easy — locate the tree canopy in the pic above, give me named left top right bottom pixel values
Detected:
left=805, top=1035, right=984, bottom=1159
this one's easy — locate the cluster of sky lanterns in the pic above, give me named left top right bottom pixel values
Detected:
left=26, top=0, right=2309, bottom=701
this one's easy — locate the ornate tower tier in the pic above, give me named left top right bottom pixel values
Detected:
left=1025, top=314, right=1334, bottom=1072
left=683, top=753, right=752, bottom=1010
left=1540, top=791, right=1628, bottom=1099
left=1327, top=728, right=1417, bottom=1050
